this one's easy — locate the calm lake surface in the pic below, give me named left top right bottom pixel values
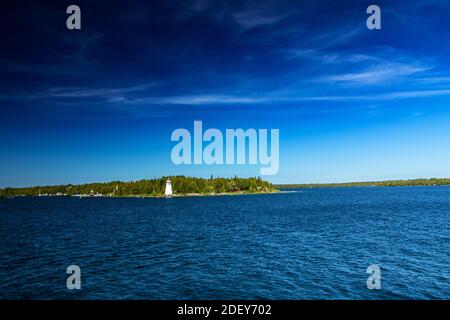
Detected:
left=0, top=186, right=449, bottom=299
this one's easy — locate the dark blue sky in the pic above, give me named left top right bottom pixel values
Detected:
left=1, top=0, right=450, bottom=187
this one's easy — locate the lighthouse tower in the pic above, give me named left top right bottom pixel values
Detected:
left=164, top=178, right=173, bottom=197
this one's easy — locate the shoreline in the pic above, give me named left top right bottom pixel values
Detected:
left=166, top=190, right=280, bottom=198
left=278, top=184, right=450, bottom=189
left=3, top=177, right=450, bottom=198
left=1, top=190, right=280, bottom=199
left=277, top=178, right=450, bottom=189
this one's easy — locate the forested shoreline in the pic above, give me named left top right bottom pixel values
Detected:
left=277, top=178, right=450, bottom=188
left=0, top=176, right=276, bottom=197
left=3, top=177, right=449, bottom=197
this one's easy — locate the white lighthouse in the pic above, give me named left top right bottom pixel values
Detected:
left=164, top=178, right=173, bottom=197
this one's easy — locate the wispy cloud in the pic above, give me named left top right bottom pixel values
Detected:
left=111, top=94, right=267, bottom=105
left=322, top=63, right=430, bottom=85
left=280, top=48, right=381, bottom=64
left=106, top=88, right=450, bottom=105
left=415, top=76, right=450, bottom=84
left=231, top=1, right=294, bottom=29
left=29, top=84, right=156, bottom=100
left=300, top=88, right=450, bottom=101
left=7, top=60, right=448, bottom=106
left=233, top=10, right=288, bottom=28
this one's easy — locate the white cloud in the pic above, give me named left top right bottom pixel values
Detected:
left=323, top=63, right=430, bottom=85
left=300, top=88, right=450, bottom=101
left=115, top=94, right=266, bottom=105
left=415, top=76, right=450, bottom=84
left=106, top=88, right=450, bottom=106
left=32, top=84, right=155, bottom=100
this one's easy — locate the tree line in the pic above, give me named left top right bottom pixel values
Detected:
left=277, top=178, right=450, bottom=188
left=0, top=176, right=276, bottom=197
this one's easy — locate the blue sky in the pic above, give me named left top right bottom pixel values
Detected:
left=1, top=0, right=450, bottom=187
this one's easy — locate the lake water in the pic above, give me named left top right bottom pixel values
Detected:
left=0, top=187, right=449, bottom=299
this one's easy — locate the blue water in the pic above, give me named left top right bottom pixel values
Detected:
left=0, top=186, right=449, bottom=299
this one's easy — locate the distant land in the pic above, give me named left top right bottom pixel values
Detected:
left=276, top=178, right=450, bottom=188
left=0, top=176, right=276, bottom=198
left=2, top=177, right=450, bottom=198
